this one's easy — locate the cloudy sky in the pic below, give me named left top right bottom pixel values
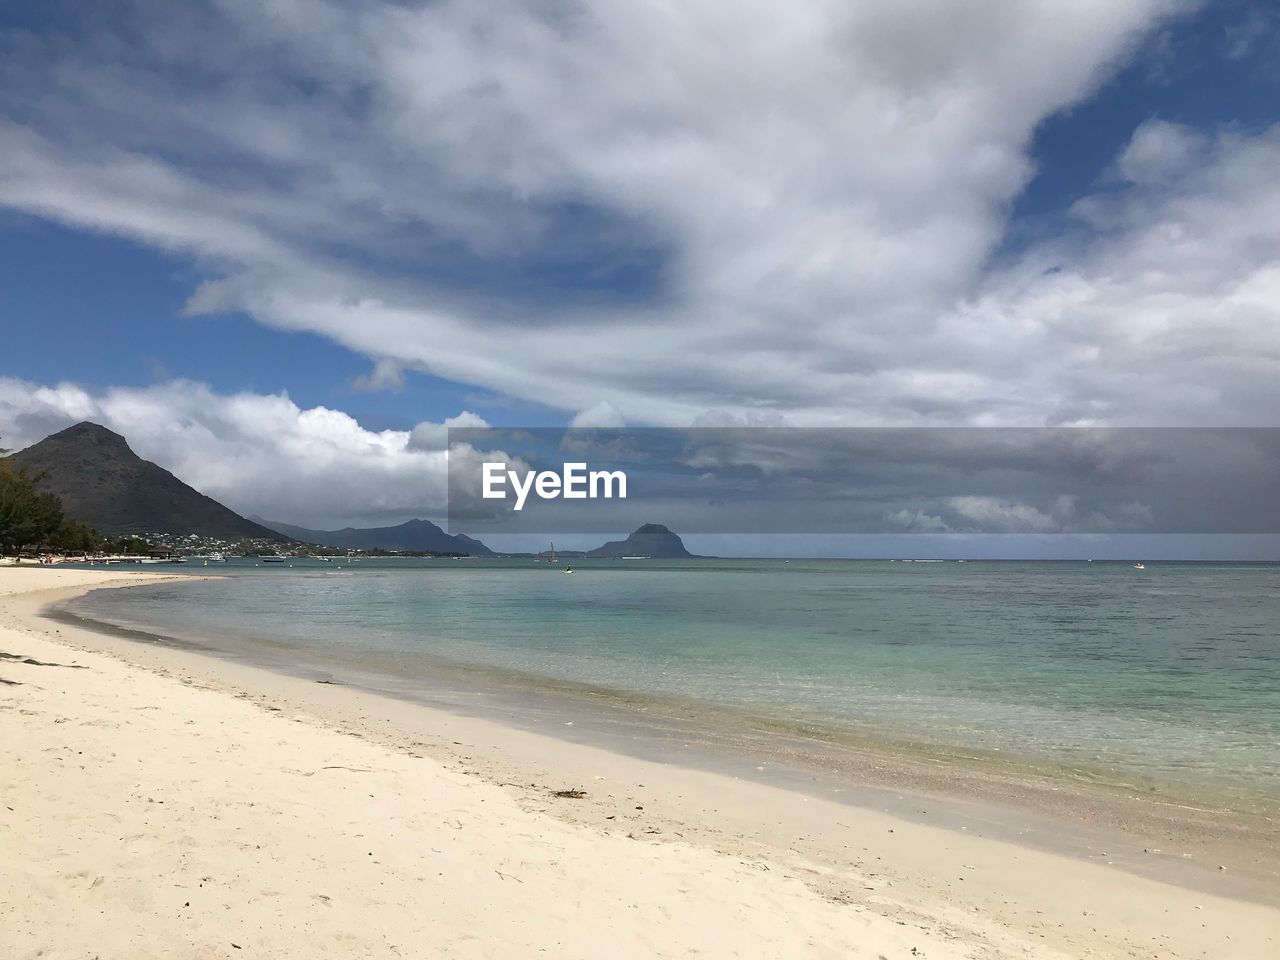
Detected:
left=2, top=0, right=1279, bottom=533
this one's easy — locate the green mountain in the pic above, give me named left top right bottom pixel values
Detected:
left=7, top=422, right=287, bottom=541
left=585, top=523, right=694, bottom=558
left=255, top=517, right=494, bottom=556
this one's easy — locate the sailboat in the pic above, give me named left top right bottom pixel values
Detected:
left=548, top=541, right=560, bottom=564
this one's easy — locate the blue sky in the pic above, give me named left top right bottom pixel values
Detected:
left=2, top=1, right=1279, bottom=541
left=0, top=213, right=560, bottom=430
left=1007, top=0, right=1280, bottom=234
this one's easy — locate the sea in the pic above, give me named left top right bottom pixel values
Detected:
left=63, top=557, right=1280, bottom=806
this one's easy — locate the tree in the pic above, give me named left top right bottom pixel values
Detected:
left=104, top=536, right=151, bottom=556
left=0, top=465, right=66, bottom=552
left=0, top=438, right=111, bottom=554
left=50, top=517, right=101, bottom=553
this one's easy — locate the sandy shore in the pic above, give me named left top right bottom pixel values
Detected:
left=2, top=568, right=1277, bottom=959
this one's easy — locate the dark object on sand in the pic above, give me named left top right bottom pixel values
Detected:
left=551, top=788, right=587, bottom=799
left=0, top=650, right=85, bottom=669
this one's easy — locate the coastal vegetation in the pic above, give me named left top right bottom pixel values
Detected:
left=0, top=438, right=146, bottom=555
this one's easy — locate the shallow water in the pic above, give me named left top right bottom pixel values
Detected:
left=67, top=557, right=1280, bottom=798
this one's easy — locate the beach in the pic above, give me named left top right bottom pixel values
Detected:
left=2, top=567, right=1278, bottom=959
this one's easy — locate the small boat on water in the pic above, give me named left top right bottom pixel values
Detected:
left=1134, top=562, right=1146, bottom=570
left=260, top=555, right=287, bottom=563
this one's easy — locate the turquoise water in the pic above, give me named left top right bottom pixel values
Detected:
left=68, top=558, right=1280, bottom=796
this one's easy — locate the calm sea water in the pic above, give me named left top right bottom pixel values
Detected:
left=67, top=558, right=1280, bottom=797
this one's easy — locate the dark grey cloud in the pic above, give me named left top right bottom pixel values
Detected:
left=449, top=427, right=1280, bottom=535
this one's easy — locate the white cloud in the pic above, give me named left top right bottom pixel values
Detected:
left=949, top=121, right=1280, bottom=427
left=7, top=0, right=1278, bottom=433
left=406, top=410, right=490, bottom=452
left=947, top=496, right=1061, bottom=534
left=943, top=494, right=1155, bottom=534
left=1114, top=118, right=1208, bottom=185
left=349, top=358, right=406, bottom=393
left=569, top=402, right=625, bottom=429
left=886, top=509, right=951, bottom=534
left=0, top=377, right=465, bottom=528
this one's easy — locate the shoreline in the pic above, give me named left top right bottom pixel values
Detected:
left=3, top=568, right=1278, bottom=958
left=56, top=574, right=1280, bottom=901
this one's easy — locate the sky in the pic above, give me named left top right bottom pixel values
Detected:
left=2, top=0, right=1279, bottom=548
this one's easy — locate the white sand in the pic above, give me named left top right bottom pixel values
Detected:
left=2, top=567, right=1277, bottom=959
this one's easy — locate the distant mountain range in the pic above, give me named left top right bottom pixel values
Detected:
left=6, top=422, right=287, bottom=541
left=6, top=421, right=697, bottom=559
left=254, top=517, right=494, bottom=556
left=585, top=523, right=694, bottom=558
left=536, top=524, right=696, bottom=559
left=259, top=518, right=696, bottom=559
